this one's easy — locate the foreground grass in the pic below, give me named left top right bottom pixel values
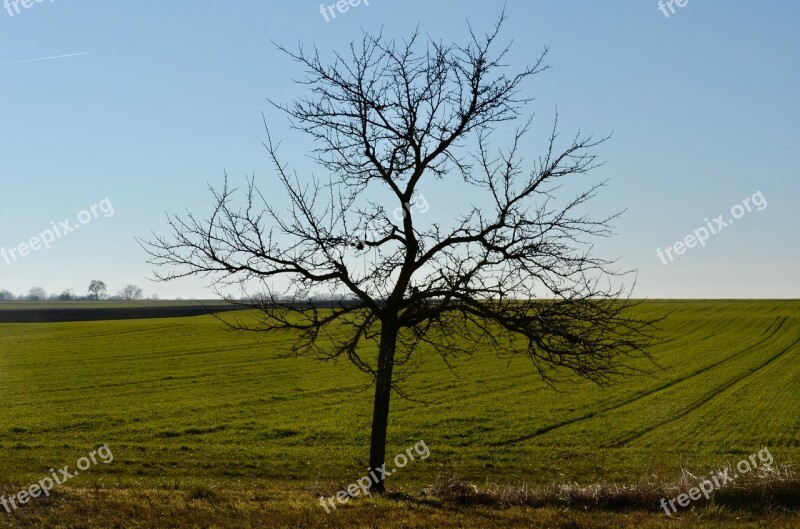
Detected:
left=0, top=483, right=798, bottom=528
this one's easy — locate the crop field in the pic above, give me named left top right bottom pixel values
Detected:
left=0, top=300, right=798, bottom=528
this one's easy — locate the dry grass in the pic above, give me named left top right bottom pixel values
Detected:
left=0, top=476, right=798, bottom=529
left=420, top=464, right=800, bottom=512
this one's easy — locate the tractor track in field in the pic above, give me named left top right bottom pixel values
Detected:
left=491, top=316, right=788, bottom=447
left=20, top=323, right=190, bottom=343
left=609, top=333, right=800, bottom=447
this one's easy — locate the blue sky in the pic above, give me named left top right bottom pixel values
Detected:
left=0, top=0, right=797, bottom=299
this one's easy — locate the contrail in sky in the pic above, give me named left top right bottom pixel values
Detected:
left=0, top=52, right=92, bottom=67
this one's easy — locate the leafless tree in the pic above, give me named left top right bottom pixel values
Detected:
left=55, top=288, right=77, bottom=301
left=120, top=284, right=144, bottom=301
left=27, top=287, right=47, bottom=301
left=88, top=280, right=107, bottom=300
left=144, top=14, right=660, bottom=493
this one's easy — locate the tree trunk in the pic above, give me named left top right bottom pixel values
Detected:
left=368, top=317, right=398, bottom=493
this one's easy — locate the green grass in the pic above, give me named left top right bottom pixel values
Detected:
left=0, top=300, right=798, bottom=527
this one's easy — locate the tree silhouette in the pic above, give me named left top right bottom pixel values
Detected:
left=120, top=284, right=144, bottom=301
left=144, top=14, right=659, bottom=493
left=88, top=280, right=107, bottom=301
left=27, top=287, right=46, bottom=301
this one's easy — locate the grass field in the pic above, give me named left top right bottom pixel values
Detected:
left=0, top=300, right=798, bottom=527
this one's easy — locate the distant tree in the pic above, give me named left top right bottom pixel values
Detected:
left=0, top=290, right=15, bottom=301
left=27, top=287, right=47, bottom=301
left=57, top=289, right=76, bottom=301
left=120, top=284, right=144, bottom=301
left=150, top=293, right=160, bottom=301
left=88, top=280, right=107, bottom=300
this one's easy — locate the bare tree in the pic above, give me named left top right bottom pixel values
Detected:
left=144, top=15, right=659, bottom=493
left=27, top=287, right=47, bottom=301
left=88, top=280, right=107, bottom=300
left=0, top=290, right=14, bottom=301
left=56, top=288, right=77, bottom=301
left=120, top=284, right=144, bottom=301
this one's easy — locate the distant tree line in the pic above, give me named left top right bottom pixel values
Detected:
left=0, top=283, right=342, bottom=303
left=0, top=281, right=155, bottom=302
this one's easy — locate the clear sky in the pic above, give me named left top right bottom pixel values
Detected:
left=1, top=0, right=798, bottom=299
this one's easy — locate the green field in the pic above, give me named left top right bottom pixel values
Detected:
left=1, top=300, right=798, bottom=527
